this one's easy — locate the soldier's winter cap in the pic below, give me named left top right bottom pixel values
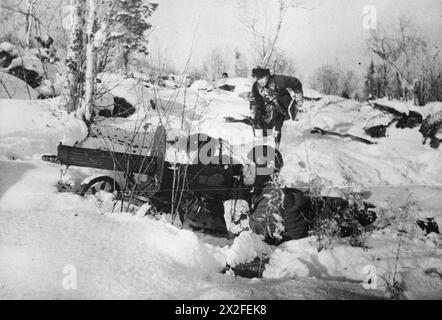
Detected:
left=252, top=67, right=270, bottom=78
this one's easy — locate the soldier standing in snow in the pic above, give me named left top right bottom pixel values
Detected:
left=251, top=67, right=304, bottom=149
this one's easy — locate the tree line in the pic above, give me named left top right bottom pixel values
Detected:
left=311, top=15, right=442, bottom=104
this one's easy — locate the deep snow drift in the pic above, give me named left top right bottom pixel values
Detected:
left=0, top=77, right=441, bottom=299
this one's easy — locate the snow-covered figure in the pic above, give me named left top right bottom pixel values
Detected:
left=248, top=184, right=310, bottom=244
left=224, top=148, right=311, bottom=245
left=251, top=67, right=304, bottom=148
left=246, top=162, right=310, bottom=245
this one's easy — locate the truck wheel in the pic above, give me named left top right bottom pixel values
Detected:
left=78, top=176, right=121, bottom=197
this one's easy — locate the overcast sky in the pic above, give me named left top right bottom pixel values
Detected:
left=148, top=0, right=442, bottom=82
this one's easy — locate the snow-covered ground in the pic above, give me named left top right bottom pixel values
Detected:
left=0, top=78, right=441, bottom=299
left=0, top=98, right=87, bottom=160
left=0, top=158, right=389, bottom=299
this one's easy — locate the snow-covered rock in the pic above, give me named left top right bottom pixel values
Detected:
left=0, top=42, right=18, bottom=56
left=0, top=42, right=19, bottom=68
left=97, top=72, right=153, bottom=109
left=189, top=79, right=213, bottom=91
left=8, top=55, right=44, bottom=77
left=0, top=71, right=38, bottom=99
left=35, top=79, right=61, bottom=98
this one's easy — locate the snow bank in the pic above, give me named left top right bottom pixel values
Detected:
left=0, top=159, right=226, bottom=299
left=98, top=72, right=153, bottom=108
left=0, top=72, right=38, bottom=99
left=36, top=79, right=61, bottom=98
left=225, top=231, right=273, bottom=267
left=0, top=98, right=88, bottom=159
left=264, top=232, right=442, bottom=299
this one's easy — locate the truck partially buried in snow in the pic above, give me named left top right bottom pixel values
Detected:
left=42, top=124, right=377, bottom=250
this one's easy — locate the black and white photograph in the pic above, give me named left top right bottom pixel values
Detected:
left=0, top=0, right=441, bottom=303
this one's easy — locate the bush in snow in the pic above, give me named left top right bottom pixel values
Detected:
left=337, top=170, right=370, bottom=248
left=310, top=63, right=359, bottom=98
left=307, top=173, right=372, bottom=250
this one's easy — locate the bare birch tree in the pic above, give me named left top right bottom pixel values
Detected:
left=65, top=0, right=85, bottom=113
left=25, top=0, right=38, bottom=48
left=83, top=0, right=97, bottom=121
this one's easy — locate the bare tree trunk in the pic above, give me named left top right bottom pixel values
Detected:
left=83, top=0, right=97, bottom=121
left=65, top=0, right=85, bottom=113
left=25, top=0, right=37, bottom=48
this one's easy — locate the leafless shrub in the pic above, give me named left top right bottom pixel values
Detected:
left=307, top=170, right=369, bottom=250
left=238, top=0, right=305, bottom=68
left=201, top=47, right=231, bottom=82
left=310, top=63, right=359, bottom=98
